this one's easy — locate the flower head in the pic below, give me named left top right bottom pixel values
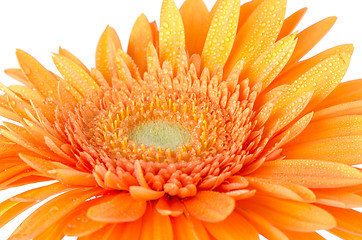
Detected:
left=1, top=0, right=362, bottom=239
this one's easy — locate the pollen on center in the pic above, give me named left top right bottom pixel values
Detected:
left=129, top=120, right=191, bottom=151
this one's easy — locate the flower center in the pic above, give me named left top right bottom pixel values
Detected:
left=129, top=120, right=191, bottom=151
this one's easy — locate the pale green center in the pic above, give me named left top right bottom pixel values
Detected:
left=129, top=120, right=191, bottom=151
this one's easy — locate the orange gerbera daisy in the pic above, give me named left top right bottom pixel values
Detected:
left=0, top=0, right=362, bottom=239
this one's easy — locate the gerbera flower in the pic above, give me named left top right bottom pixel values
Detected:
left=0, top=0, right=361, bottom=239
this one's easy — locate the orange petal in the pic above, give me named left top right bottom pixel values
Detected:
left=64, top=198, right=110, bottom=237
left=47, top=169, right=97, bottom=187
left=247, top=177, right=316, bottom=202
left=283, top=136, right=362, bottom=165
left=282, top=230, right=326, bottom=240
left=129, top=186, right=164, bottom=201
left=265, top=90, right=313, bottom=134
left=4, top=68, right=33, bottom=88
left=87, top=193, right=146, bottom=223
left=155, top=195, right=184, bottom=217
left=316, top=78, right=362, bottom=110
left=10, top=188, right=104, bottom=239
left=284, top=17, right=337, bottom=69
left=171, top=215, right=210, bottom=240
left=329, top=228, right=362, bottom=240
left=226, top=0, right=286, bottom=74
left=203, top=211, right=259, bottom=240
left=16, top=49, right=59, bottom=99
left=244, top=194, right=336, bottom=232
left=277, top=7, right=307, bottom=40
left=33, top=218, right=66, bottom=240
left=179, top=0, right=209, bottom=55
left=95, top=26, right=122, bottom=84
left=58, top=47, right=90, bottom=74
left=127, top=14, right=153, bottom=76
left=115, top=220, right=143, bottom=240
left=1, top=129, right=59, bottom=161
left=19, top=153, right=95, bottom=186
left=247, top=33, right=297, bottom=90
left=322, top=206, right=362, bottom=237
left=201, top=0, right=240, bottom=71
left=0, top=183, right=69, bottom=228
left=314, top=189, right=362, bottom=208
left=313, top=100, right=362, bottom=121
left=77, top=224, right=115, bottom=240
left=236, top=0, right=263, bottom=31
left=264, top=112, right=313, bottom=151
left=139, top=205, right=173, bottom=240
left=8, top=85, right=43, bottom=105
left=159, top=0, right=185, bottom=71
left=249, top=159, right=362, bottom=188
left=53, top=53, right=99, bottom=96
left=183, top=191, right=235, bottom=222
left=293, top=115, right=362, bottom=144
left=237, top=208, right=289, bottom=240
left=117, top=49, right=142, bottom=81
left=0, top=163, right=30, bottom=185
left=272, top=46, right=353, bottom=119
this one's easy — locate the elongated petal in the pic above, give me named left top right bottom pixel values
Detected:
left=77, top=224, right=116, bottom=240
left=19, top=153, right=95, bottom=186
left=4, top=68, right=33, bottom=88
left=283, top=136, right=362, bottom=165
left=313, top=100, right=362, bottom=121
left=115, top=220, right=143, bottom=240
left=10, top=188, right=104, bottom=240
left=47, top=169, right=97, bottom=187
left=236, top=0, right=263, bottom=31
left=293, top=115, right=362, bottom=143
left=58, top=47, right=90, bottom=73
left=314, top=189, right=362, bottom=208
left=159, top=0, right=185, bottom=70
left=201, top=0, right=240, bottom=71
left=265, top=90, right=313, bottom=134
left=226, top=0, right=286, bottom=74
left=247, top=33, right=297, bottom=89
left=282, top=230, right=326, bottom=240
left=329, top=228, right=362, bottom=240
left=180, top=0, right=209, bottom=55
left=204, top=211, right=259, bottom=240
left=244, top=194, right=336, bottom=231
left=53, top=54, right=99, bottom=96
left=87, top=193, right=146, bottom=222
left=322, top=206, right=362, bottom=237
left=139, top=205, right=173, bottom=240
left=275, top=44, right=353, bottom=86
left=272, top=44, right=353, bottom=116
left=277, top=8, right=307, bottom=40
left=127, top=14, right=153, bottom=76
left=247, top=177, right=316, bottom=202
left=64, top=199, right=109, bottom=237
left=249, top=159, right=362, bottom=188
left=183, top=191, right=235, bottom=222
left=237, top=208, right=289, bottom=240
left=0, top=183, right=69, bottom=228
left=129, top=186, right=164, bottom=201
left=0, top=164, right=30, bottom=185
left=284, top=17, right=336, bottom=68
left=171, top=215, right=210, bottom=240
left=155, top=196, right=184, bottom=217
left=96, top=26, right=122, bottom=83
left=316, top=78, right=362, bottom=110
left=16, top=50, right=59, bottom=99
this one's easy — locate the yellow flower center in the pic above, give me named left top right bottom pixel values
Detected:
left=129, top=120, right=191, bottom=151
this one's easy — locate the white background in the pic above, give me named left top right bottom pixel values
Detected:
left=0, top=0, right=361, bottom=239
